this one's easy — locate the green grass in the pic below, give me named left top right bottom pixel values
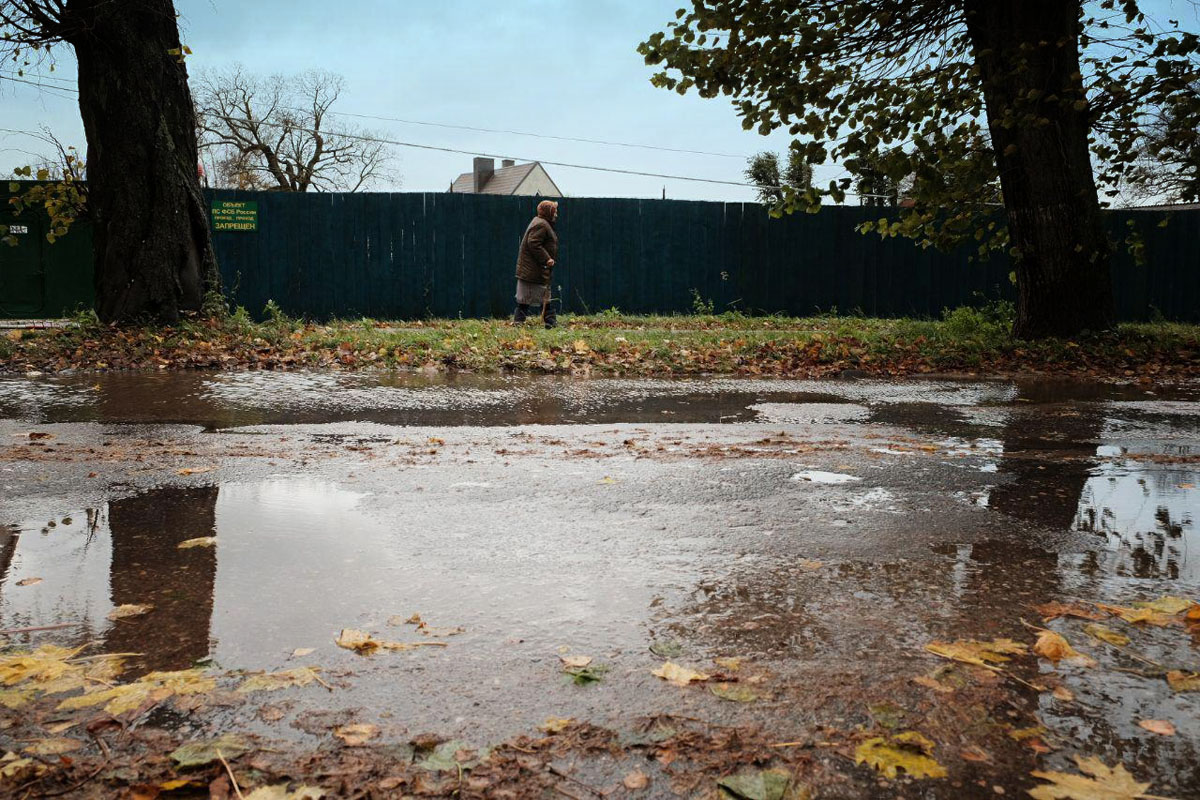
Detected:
left=3, top=307, right=1199, bottom=378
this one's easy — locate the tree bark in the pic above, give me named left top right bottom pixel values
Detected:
left=963, top=0, right=1115, bottom=339
left=66, top=0, right=218, bottom=323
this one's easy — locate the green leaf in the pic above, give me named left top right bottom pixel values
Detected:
left=169, top=734, right=251, bottom=768
left=718, top=768, right=808, bottom=800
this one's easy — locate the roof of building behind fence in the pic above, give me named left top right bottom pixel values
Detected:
left=450, top=162, right=538, bottom=194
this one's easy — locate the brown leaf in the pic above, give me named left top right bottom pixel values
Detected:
left=333, top=723, right=379, bottom=746
left=623, top=769, right=649, bottom=790
left=1138, top=719, right=1176, bottom=736
left=15, top=577, right=42, bottom=587
left=107, top=604, right=153, bottom=621
left=1033, top=602, right=1104, bottom=622
left=1165, top=670, right=1200, bottom=692
left=1034, top=631, right=1096, bottom=667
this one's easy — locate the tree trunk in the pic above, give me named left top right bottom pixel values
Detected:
left=963, top=0, right=1115, bottom=339
left=67, top=0, right=218, bottom=323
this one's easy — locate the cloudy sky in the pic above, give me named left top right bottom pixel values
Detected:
left=2, top=0, right=1195, bottom=201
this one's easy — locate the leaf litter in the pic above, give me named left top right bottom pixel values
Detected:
left=334, top=628, right=448, bottom=655
left=854, top=731, right=947, bottom=780
left=1029, top=755, right=1157, bottom=800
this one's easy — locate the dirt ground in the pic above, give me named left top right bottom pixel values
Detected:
left=0, top=372, right=1198, bottom=798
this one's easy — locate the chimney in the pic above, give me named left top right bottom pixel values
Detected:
left=501, top=159, right=515, bottom=168
left=472, top=157, right=494, bottom=192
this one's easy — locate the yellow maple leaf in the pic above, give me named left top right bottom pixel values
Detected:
left=1034, top=631, right=1097, bottom=668
left=1029, top=755, right=1151, bottom=800
left=1095, top=603, right=1174, bottom=626
left=924, top=638, right=1026, bottom=667
left=1082, top=624, right=1130, bottom=647
left=854, top=732, right=947, bottom=779
left=1134, top=595, right=1193, bottom=615
left=651, top=661, right=709, bottom=687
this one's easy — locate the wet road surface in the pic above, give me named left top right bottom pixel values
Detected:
left=1, top=373, right=1199, bottom=797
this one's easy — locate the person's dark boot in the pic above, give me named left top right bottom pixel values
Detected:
left=513, top=303, right=530, bottom=324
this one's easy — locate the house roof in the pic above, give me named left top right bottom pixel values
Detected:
left=450, top=162, right=539, bottom=195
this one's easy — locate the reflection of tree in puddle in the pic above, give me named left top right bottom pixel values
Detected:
left=103, top=487, right=218, bottom=674
left=1073, top=461, right=1198, bottom=581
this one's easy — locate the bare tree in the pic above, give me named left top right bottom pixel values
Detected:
left=194, top=66, right=394, bottom=192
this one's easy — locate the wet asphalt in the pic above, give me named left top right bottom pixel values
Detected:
left=1, top=372, right=1199, bottom=797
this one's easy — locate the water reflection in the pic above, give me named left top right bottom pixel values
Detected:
left=103, top=487, right=218, bottom=672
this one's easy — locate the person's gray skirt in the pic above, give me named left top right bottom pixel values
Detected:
left=515, top=279, right=549, bottom=306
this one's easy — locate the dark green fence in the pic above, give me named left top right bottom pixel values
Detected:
left=0, top=189, right=93, bottom=318
left=4, top=183, right=1199, bottom=321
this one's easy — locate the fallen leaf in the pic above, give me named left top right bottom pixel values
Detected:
left=710, top=683, right=758, bottom=702
left=538, top=716, right=575, bottom=733
left=244, top=786, right=327, bottom=800
left=1096, top=603, right=1174, bottom=626
left=177, top=537, right=217, bottom=549
left=1165, top=670, right=1200, bottom=692
left=1029, top=755, right=1152, bottom=800
left=598, top=476, right=618, bottom=484
left=960, top=746, right=992, bottom=763
left=912, top=675, right=955, bottom=693
left=1053, top=686, right=1075, bottom=702
left=159, top=778, right=200, bottom=790
left=624, top=769, right=649, bottom=790
left=797, top=559, right=823, bottom=570
left=290, top=648, right=315, bottom=659
left=0, top=753, right=46, bottom=782
left=333, top=723, right=379, bottom=746
left=564, top=664, right=608, bottom=685
left=58, top=669, right=214, bottom=715
left=176, top=466, right=216, bottom=476
left=336, top=629, right=378, bottom=654
left=0, top=688, right=34, bottom=709
left=1009, top=726, right=1047, bottom=742
left=237, top=667, right=322, bottom=693
left=26, top=432, right=53, bottom=440
left=559, top=655, right=592, bottom=669
left=854, top=732, right=946, bottom=780
left=924, top=638, right=1026, bottom=667
left=1134, top=595, right=1193, bottom=615
left=1138, top=719, right=1176, bottom=736
left=652, top=661, right=710, bottom=687
left=169, top=734, right=250, bottom=768
left=649, top=640, right=684, bottom=658
left=717, top=768, right=807, bottom=799
left=1082, top=623, right=1130, bottom=647
left=1034, top=631, right=1097, bottom=667
left=714, top=657, right=743, bottom=672
left=15, top=578, right=42, bottom=587
left=107, top=603, right=153, bottom=621
left=24, top=737, right=83, bottom=756
left=867, top=702, right=907, bottom=730
left=417, top=740, right=486, bottom=772
left=335, top=629, right=446, bottom=655
left=1033, top=602, right=1104, bottom=622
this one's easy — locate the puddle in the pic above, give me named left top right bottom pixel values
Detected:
left=3, top=372, right=1198, bottom=430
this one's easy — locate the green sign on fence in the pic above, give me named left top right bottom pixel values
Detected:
left=212, top=200, right=258, bottom=232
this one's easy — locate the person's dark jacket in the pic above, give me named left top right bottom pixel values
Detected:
left=515, top=216, right=558, bottom=285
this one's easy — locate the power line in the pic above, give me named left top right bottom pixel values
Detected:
left=305, top=107, right=749, bottom=160
left=0, top=74, right=78, bottom=101
left=209, top=112, right=780, bottom=190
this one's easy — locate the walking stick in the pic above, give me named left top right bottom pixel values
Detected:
left=540, top=272, right=553, bottom=325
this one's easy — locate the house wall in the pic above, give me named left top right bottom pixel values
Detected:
left=514, top=165, right=562, bottom=197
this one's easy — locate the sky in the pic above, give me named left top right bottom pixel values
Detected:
left=1, top=0, right=1196, bottom=202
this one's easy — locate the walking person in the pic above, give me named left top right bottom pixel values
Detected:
left=513, top=200, right=559, bottom=328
